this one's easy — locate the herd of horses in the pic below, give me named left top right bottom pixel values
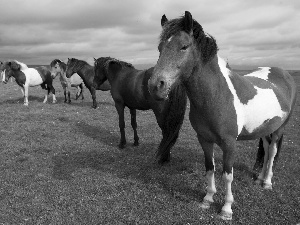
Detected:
left=0, top=11, right=297, bottom=221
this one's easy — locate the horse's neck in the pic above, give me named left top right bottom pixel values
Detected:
left=185, top=56, right=229, bottom=107
left=77, top=64, right=93, bottom=79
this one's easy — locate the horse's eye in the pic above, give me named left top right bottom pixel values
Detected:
left=181, top=45, right=189, bottom=51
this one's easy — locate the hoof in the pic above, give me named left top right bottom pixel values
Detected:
left=199, top=199, right=213, bottom=209
left=217, top=210, right=232, bottom=220
left=118, top=143, right=126, bottom=149
left=255, top=178, right=263, bottom=186
left=53, top=100, right=57, bottom=104
left=91, top=105, right=97, bottom=109
left=133, top=141, right=139, bottom=147
left=263, top=183, right=272, bottom=190
left=24, top=103, right=28, bottom=106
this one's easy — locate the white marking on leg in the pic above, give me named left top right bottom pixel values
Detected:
left=43, top=92, right=48, bottom=103
left=203, top=170, right=216, bottom=203
left=167, top=36, right=173, bottom=42
left=52, top=93, right=57, bottom=103
left=23, top=85, right=29, bottom=106
left=20, top=87, right=25, bottom=97
left=264, top=135, right=278, bottom=189
left=221, top=170, right=234, bottom=218
left=1, top=70, right=5, bottom=82
left=245, top=67, right=271, bottom=81
left=218, top=56, right=287, bottom=136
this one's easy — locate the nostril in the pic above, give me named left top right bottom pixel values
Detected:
left=159, top=80, right=165, bottom=87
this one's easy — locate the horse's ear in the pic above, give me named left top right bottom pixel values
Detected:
left=161, top=14, right=168, bottom=27
left=93, top=57, right=97, bottom=62
left=184, top=11, right=193, bottom=34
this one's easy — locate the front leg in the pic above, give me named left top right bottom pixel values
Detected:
left=115, top=102, right=126, bottom=148
left=89, top=87, right=97, bottom=109
left=23, top=85, right=29, bottom=106
left=130, top=108, right=139, bottom=146
left=218, top=139, right=236, bottom=221
left=197, top=135, right=216, bottom=209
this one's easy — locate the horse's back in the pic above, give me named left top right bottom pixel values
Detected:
left=244, top=67, right=297, bottom=108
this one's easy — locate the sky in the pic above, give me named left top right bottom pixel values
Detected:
left=0, top=0, right=300, bottom=69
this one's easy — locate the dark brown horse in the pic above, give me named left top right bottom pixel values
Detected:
left=65, top=58, right=111, bottom=108
left=94, top=57, right=187, bottom=163
left=148, top=11, right=297, bottom=220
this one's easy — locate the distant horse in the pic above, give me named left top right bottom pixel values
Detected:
left=2, top=60, right=57, bottom=105
left=50, top=59, right=84, bottom=103
left=148, top=11, right=297, bottom=220
left=94, top=57, right=187, bottom=163
left=65, top=58, right=111, bottom=108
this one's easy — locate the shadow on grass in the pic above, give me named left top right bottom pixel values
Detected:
left=74, top=121, right=119, bottom=146
left=51, top=142, right=208, bottom=204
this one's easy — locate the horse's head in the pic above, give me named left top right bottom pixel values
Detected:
left=94, top=57, right=122, bottom=85
left=148, top=11, right=218, bottom=100
left=2, top=61, right=19, bottom=83
left=50, top=59, right=65, bottom=78
left=66, top=58, right=78, bottom=78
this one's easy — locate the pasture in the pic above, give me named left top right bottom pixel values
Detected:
left=0, top=68, right=299, bottom=224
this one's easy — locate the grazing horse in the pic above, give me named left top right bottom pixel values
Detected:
left=65, top=58, right=111, bottom=108
left=2, top=60, right=57, bottom=105
left=50, top=59, right=84, bottom=103
left=94, top=57, right=187, bottom=162
left=148, top=11, right=297, bottom=220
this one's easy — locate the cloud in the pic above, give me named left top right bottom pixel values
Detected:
left=0, top=0, right=299, bottom=69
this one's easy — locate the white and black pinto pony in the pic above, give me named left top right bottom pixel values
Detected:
left=148, top=12, right=297, bottom=220
left=50, top=59, right=84, bottom=103
left=1, top=60, right=56, bottom=105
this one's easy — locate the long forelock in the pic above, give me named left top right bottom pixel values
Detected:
left=159, top=16, right=218, bottom=63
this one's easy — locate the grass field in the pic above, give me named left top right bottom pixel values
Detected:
left=0, top=69, right=299, bottom=224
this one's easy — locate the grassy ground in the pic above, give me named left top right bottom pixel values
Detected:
left=0, top=70, right=299, bottom=224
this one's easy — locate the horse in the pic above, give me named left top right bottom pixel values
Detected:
left=50, top=59, right=84, bottom=103
left=65, top=58, right=111, bottom=108
left=2, top=60, right=57, bottom=106
left=148, top=11, right=297, bottom=220
left=94, top=57, right=187, bottom=163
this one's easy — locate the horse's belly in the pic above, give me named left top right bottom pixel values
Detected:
left=24, top=68, right=43, bottom=86
left=70, top=73, right=83, bottom=86
left=237, top=87, right=288, bottom=137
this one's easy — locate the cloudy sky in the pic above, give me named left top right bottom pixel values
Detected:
left=1, top=0, right=299, bottom=69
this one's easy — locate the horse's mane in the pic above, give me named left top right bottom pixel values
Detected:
left=160, top=15, right=218, bottom=63
left=12, top=60, right=28, bottom=70
left=94, top=57, right=134, bottom=76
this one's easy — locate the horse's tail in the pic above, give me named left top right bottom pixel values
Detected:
left=156, top=84, right=187, bottom=164
left=253, top=134, right=284, bottom=176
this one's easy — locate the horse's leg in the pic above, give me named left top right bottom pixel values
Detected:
left=23, top=85, right=29, bottom=106
left=130, top=108, right=139, bottom=146
left=63, top=85, right=67, bottom=103
left=115, top=102, right=126, bottom=148
left=218, top=139, right=236, bottom=220
left=43, top=86, right=49, bottom=103
left=51, top=85, right=57, bottom=103
left=262, top=134, right=280, bottom=190
left=89, top=87, right=97, bottom=109
left=75, top=86, right=80, bottom=100
left=67, top=90, right=71, bottom=103
left=255, top=137, right=270, bottom=186
left=80, top=83, right=84, bottom=100
left=198, top=136, right=216, bottom=210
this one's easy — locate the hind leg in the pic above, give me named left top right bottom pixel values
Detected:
left=256, top=134, right=280, bottom=189
left=23, top=85, right=29, bottom=106
left=80, top=83, right=84, bottom=100
left=63, top=86, right=68, bottom=103
left=130, top=108, right=139, bottom=146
